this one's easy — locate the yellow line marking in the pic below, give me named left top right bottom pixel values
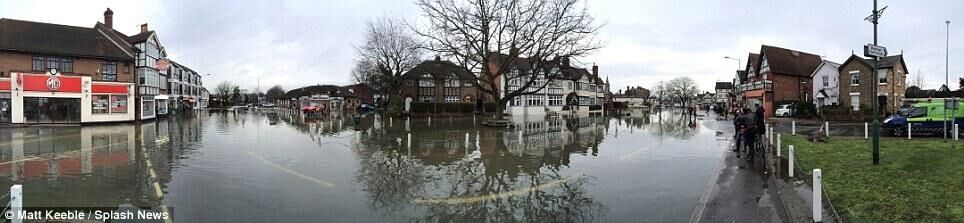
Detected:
left=245, top=151, right=335, bottom=187
left=413, top=174, right=581, bottom=205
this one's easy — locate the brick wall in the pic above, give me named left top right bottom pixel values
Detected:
left=0, top=51, right=133, bottom=83
left=771, top=73, right=812, bottom=102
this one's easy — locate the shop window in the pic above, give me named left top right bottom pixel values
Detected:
left=46, top=57, right=59, bottom=71
left=111, top=95, right=128, bottom=113
left=92, top=95, right=110, bottom=114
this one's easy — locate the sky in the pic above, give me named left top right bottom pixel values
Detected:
left=1, top=0, right=963, bottom=92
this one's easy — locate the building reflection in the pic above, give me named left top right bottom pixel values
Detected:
left=0, top=112, right=205, bottom=209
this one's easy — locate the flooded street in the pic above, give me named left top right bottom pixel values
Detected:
left=0, top=110, right=733, bottom=222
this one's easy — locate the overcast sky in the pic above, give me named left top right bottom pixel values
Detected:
left=2, top=0, right=963, bottom=92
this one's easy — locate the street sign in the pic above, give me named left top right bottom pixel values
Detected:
left=864, top=44, right=888, bottom=58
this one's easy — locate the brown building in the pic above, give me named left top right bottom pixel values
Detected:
left=837, top=54, right=908, bottom=114
left=0, top=18, right=135, bottom=81
left=0, top=11, right=140, bottom=124
left=740, top=45, right=821, bottom=118
left=399, top=57, right=479, bottom=104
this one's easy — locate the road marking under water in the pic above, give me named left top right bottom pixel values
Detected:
left=412, top=174, right=581, bottom=205
left=245, top=151, right=335, bottom=187
left=618, top=144, right=657, bottom=161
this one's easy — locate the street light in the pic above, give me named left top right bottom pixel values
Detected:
left=945, top=20, right=951, bottom=143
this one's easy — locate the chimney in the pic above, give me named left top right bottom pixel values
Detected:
left=561, top=57, right=570, bottom=67
left=592, top=63, right=598, bottom=77
left=140, top=23, right=149, bottom=33
left=104, top=8, right=114, bottom=29
left=434, top=55, right=441, bottom=61
left=509, top=47, right=519, bottom=56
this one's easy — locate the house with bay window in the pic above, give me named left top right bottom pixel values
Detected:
left=129, top=23, right=166, bottom=120
left=487, top=54, right=609, bottom=117
left=399, top=57, right=480, bottom=110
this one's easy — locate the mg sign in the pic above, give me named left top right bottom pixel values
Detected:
left=46, top=76, right=61, bottom=91
left=864, top=44, right=888, bottom=58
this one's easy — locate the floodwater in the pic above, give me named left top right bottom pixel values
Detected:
left=0, top=109, right=733, bottom=222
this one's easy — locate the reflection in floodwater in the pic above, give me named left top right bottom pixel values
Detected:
left=0, top=108, right=729, bottom=222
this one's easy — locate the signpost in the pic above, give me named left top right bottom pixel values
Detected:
left=863, top=44, right=888, bottom=58
left=865, top=1, right=887, bottom=165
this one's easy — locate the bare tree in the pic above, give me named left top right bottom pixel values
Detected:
left=214, top=81, right=238, bottom=107
left=414, top=0, right=603, bottom=119
left=908, top=70, right=927, bottom=89
left=354, top=17, right=423, bottom=100
left=665, top=77, right=699, bottom=108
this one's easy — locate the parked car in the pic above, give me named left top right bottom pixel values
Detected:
left=775, top=104, right=793, bottom=117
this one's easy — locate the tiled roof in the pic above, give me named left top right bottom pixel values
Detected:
left=402, top=59, right=477, bottom=81
left=760, top=45, right=822, bottom=77
left=0, top=18, right=133, bottom=60
left=715, top=82, right=733, bottom=90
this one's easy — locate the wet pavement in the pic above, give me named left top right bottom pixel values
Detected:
left=0, top=109, right=743, bottom=222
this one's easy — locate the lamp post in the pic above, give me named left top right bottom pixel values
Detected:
left=945, top=20, right=951, bottom=143
left=724, top=56, right=740, bottom=108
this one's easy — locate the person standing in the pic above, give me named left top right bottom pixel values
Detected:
left=742, top=107, right=759, bottom=161
left=755, top=104, right=765, bottom=136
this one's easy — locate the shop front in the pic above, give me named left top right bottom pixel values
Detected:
left=5, top=72, right=135, bottom=124
left=155, top=95, right=169, bottom=116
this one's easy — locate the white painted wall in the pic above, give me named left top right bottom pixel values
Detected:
left=811, top=61, right=840, bottom=106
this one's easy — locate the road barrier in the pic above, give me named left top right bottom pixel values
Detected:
left=792, top=121, right=796, bottom=135
left=813, top=169, right=823, bottom=223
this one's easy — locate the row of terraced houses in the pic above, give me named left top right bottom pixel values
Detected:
left=729, top=45, right=908, bottom=118
left=0, top=8, right=207, bottom=124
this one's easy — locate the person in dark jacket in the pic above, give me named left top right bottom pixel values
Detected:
left=755, top=103, right=765, bottom=136
left=741, top=107, right=759, bottom=161
left=733, top=109, right=743, bottom=153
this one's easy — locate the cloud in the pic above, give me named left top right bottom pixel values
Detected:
left=2, top=0, right=963, bottom=92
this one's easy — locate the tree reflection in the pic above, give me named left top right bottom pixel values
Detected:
left=351, top=116, right=607, bottom=222
left=650, top=109, right=698, bottom=140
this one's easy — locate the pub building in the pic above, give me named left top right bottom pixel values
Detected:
left=0, top=8, right=171, bottom=124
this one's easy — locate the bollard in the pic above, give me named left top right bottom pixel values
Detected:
left=788, top=145, right=794, bottom=178
left=824, top=121, right=829, bottom=137
left=428, top=116, right=431, bottom=126
left=465, top=133, right=470, bottom=148
left=792, top=121, right=796, bottom=135
left=769, top=127, right=774, bottom=146
left=11, top=184, right=22, bottom=223
left=777, top=134, right=782, bottom=157
left=813, top=169, right=823, bottom=223
left=518, top=131, right=523, bottom=143
left=390, top=117, right=393, bottom=127
left=865, top=122, right=869, bottom=139
left=407, top=133, right=412, bottom=149
left=908, top=123, right=912, bottom=140
left=956, top=124, right=959, bottom=141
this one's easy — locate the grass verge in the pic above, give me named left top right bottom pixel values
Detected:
left=782, top=135, right=964, bottom=222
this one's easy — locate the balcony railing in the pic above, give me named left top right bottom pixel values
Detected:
left=736, top=80, right=773, bottom=92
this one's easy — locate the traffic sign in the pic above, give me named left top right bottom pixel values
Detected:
left=864, top=44, right=888, bottom=58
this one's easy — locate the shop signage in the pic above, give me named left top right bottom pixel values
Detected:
left=46, top=76, right=61, bottom=91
